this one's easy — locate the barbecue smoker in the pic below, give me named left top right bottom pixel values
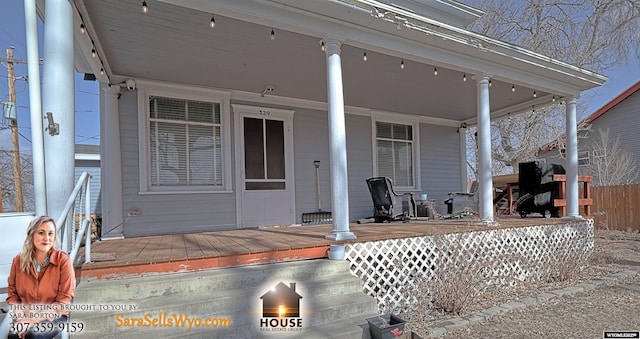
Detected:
left=515, top=161, right=565, bottom=218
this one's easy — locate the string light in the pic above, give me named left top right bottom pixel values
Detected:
left=80, top=23, right=86, bottom=34
left=400, top=59, right=405, bottom=69
left=320, top=41, right=326, bottom=52
left=552, top=95, right=556, bottom=102
left=91, top=48, right=96, bottom=58
left=270, top=29, right=275, bottom=40
left=533, top=90, right=537, bottom=98
left=488, top=79, right=492, bottom=87
left=433, top=67, right=438, bottom=76
left=463, top=73, right=467, bottom=82
left=363, top=51, right=367, bottom=61
left=210, top=15, right=216, bottom=29
left=100, top=67, right=105, bottom=75
left=142, top=1, right=149, bottom=14
left=511, top=85, right=516, bottom=92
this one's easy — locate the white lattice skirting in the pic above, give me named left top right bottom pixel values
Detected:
left=344, top=220, right=594, bottom=312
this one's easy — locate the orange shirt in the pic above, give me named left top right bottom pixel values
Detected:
left=6, top=249, right=76, bottom=317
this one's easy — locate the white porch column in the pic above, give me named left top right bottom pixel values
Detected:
left=563, top=96, right=582, bottom=219
left=100, top=85, right=125, bottom=238
left=42, top=0, right=75, bottom=251
left=324, top=37, right=356, bottom=243
left=475, top=74, right=494, bottom=223
left=24, top=0, right=47, bottom=216
left=458, top=125, right=468, bottom=192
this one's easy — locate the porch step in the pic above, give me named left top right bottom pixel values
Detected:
left=72, top=259, right=378, bottom=338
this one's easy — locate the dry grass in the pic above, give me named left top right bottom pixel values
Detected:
left=395, top=227, right=638, bottom=337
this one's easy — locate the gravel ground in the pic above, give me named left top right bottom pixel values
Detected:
left=401, top=229, right=640, bottom=338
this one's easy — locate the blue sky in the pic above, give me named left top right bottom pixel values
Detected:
left=1, top=1, right=638, bottom=152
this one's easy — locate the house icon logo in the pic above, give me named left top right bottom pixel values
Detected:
left=259, top=282, right=303, bottom=331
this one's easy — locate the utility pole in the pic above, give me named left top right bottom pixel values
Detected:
left=6, top=47, right=24, bottom=212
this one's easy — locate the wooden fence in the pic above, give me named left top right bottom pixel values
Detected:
left=591, top=183, right=640, bottom=232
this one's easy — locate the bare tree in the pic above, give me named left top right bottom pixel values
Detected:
left=464, top=0, right=640, bottom=174
left=584, top=128, right=639, bottom=186
left=0, top=150, right=34, bottom=212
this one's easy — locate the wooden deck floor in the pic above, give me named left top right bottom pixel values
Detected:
left=78, top=217, right=566, bottom=279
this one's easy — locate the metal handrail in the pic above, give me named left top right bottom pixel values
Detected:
left=1, top=172, right=93, bottom=338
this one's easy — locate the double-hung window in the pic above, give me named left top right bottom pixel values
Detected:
left=140, top=84, right=231, bottom=193
left=373, top=119, right=418, bottom=189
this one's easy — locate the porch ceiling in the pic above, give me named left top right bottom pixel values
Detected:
left=75, top=0, right=605, bottom=124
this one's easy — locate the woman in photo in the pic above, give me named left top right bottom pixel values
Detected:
left=6, top=216, right=76, bottom=339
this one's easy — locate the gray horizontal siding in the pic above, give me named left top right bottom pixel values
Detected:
left=292, top=109, right=374, bottom=222
left=117, top=91, right=237, bottom=237
left=539, top=90, right=640, bottom=182
left=116, top=89, right=465, bottom=235
left=75, top=159, right=102, bottom=214
left=586, top=90, right=640, bottom=166
left=420, top=123, right=462, bottom=214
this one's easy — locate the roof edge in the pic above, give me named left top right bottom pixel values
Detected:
left=584, top=80, right=640, bottom=124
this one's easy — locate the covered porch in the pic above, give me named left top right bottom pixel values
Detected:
left=25, top=0, right=607, bottom=250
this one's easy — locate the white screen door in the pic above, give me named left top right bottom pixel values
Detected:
left=235, top=106, right=295, bottom=227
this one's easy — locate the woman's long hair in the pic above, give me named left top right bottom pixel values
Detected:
left=19, top=216, right=57, bottom=272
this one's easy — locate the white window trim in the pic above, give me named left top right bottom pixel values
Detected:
left=371, top=111, right=421, bottom=191
left=578, top=150, right=590, bottom=166
left=137, top=80, right=232, bottom=194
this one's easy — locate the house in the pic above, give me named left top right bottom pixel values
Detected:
left=537, top=81, right=640, bottom=184
left=27, top=0, right=605, bottom=241
left=260, top=282, right=303, bottom=318
left=75, top=144, right=102, bottom=215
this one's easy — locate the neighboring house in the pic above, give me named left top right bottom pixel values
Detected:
left=537, top=81, right=640, bottom=183
left=30, top=0, right=604, bottom=238
left=75, top=144, right=102, bottom=215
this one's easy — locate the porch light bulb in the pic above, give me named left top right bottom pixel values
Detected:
left=91, top=49, right=96, bottom=58
left=320, top=41, right=325, bottom=52
left=142, top=1, right=149, bottom=14
left=80, top=23, right=86, bottom=34
left=210, top=15, right=216, bottom=29
left=400, top=59, right=405, bottom=69
left=533, top=90, right=537, bottom=98
left=463, top=73, right=467, bottom=82
left=363, top=51, right=367, bottom=61
left=433, top=67, right=438, bottom=76
left=100, top=67, right=104, bottom=75
left=270, top=29, right=275, bottom=40
left=511, top=85, right=515, bottom=92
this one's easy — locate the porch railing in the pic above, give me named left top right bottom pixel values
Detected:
left=1, top=172, right=93, bottom=339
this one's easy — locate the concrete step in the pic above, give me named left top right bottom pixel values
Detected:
left=75, top=292, right=377, bottom=338
left=71, top=259, right=379, bottom=338
left=75, top=313, right=378, bottom=339
left=75, top=259, right=354, bottom=303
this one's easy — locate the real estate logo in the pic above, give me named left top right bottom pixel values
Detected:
left=259, top=282, right=303, bottom=332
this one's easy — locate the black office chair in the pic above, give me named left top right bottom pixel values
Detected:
left=365, top=177, right=416, bottom=223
